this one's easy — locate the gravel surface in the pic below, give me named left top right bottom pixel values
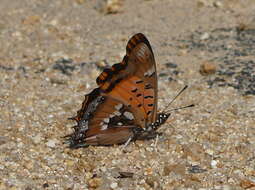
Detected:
left=1, top=0, right=255, bottom=189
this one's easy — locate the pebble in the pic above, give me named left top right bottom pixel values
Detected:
left=200, top=61, right=217, bottom=75
left=97, top=0, right=122, bottom=14
left=200, top=32, right=210, bottom=40
left=49, top=19, right=58, bottom=26
left=65, top=160, right=75, bottom=167
left=211, top=160, right=218, bottom=168
left=110, top=182, right=118, bottom=189
left=205, top=149, right=214, bottom=156
left=32, top=134, right=42, bottom=144
left=105, top=0, right=122, bottom=14
left=213, top=1, right=223, bottom=8
left=22, top=15, right=40, bottom=25
left=95, top=60, right=107, bottom=68
left=88, top=178, right=102, bottom=188
left=46, top=139, right=58, bottom=148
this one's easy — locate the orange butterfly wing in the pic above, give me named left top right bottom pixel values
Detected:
left=67, top=33, right=159, bottom=147
left=97, top=33, right=158, bottom=127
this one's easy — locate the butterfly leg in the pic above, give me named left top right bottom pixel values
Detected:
left=121, top=136, right=133, bottom=152
left=153, top=134, right=159, bottom=148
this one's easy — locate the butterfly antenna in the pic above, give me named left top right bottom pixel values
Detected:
left=165, top=104, right=195, bottom=114
left=162, top=85, right=188, bottom=112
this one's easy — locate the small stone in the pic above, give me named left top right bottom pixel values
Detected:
left=24, top=161, right=34, bottom=170
left=211, top=160, right=218, bottom=168
left=105, top=0, right=122, bottom=14
left=200, top=32, right=210, bottom=40
left=65, top=160, right=75, bottom=167
left=228, top=178, right=235, bottom=183
left=144, top=167, right=153, bottom=176
left=22, top=15, right=40, bottom=25
left=32, top=134, right=42, bottom=144
left=46, top=139, right=58, bottom=148
left=178, top=49, right=188, bottom=56
left=205, top=149, right=214, bottom=156
left=200, top=61, right=217, bottom=75
left=49, top=19, right=58, bottom=26
left=12, top=31, right=22, bottom=37
left=96, top=0, right=122, bottom=14
left=197, top=0, right=206, bottom=8
left=110, top=182, right=118, bottom=189
left=88, top=178, right=101, bottom=188
left=213, top=1, right=223, bottom=8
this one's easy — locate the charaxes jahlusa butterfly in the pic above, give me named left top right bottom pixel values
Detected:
left=66, top=33, right=193, bottom=148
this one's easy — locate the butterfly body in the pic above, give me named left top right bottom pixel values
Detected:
left=66, top=33, right=170, bottom=148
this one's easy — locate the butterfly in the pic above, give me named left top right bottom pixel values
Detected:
left=66, top=33, right=175, bottom=148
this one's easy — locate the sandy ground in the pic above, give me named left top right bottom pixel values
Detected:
left=1, top=0, right=255, bottom=189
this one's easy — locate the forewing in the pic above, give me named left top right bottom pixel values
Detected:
left=96, top=33, right=158, bottom=127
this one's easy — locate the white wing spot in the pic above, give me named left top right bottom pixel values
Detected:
left=101, top=124, right=108, bottom=130
left=113, top=111, right=121, bottom=116
left=114, top=111, right=121, bottom=116
left=144, top=67, right=155, bottom=77
left=117, top=122, right=123, bottom=126
left=103, top=118, right=110, bottom=123
left=115, top=104, right=123, bottom=110
left=124, top=111, right=134, bottom=120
